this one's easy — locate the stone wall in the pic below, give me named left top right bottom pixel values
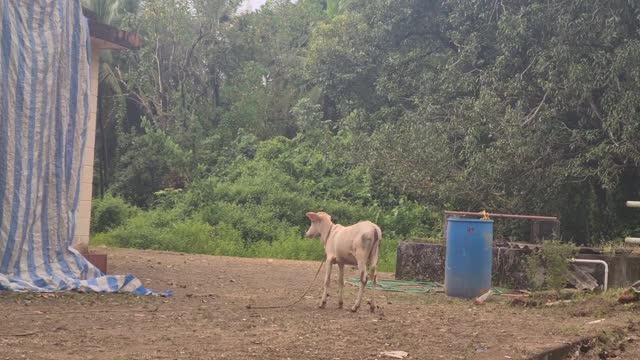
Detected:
left=395, top=242, right=447, bottom=283
left=395, top=242, right=640, bottom=289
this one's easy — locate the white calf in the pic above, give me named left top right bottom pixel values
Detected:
left=305, top=211, right=382, bottom=312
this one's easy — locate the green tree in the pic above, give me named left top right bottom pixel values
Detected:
left=93, top=0, right=640, bottom=245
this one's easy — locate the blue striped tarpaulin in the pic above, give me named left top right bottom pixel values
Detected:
left=0, top=0, right=170, bottom=296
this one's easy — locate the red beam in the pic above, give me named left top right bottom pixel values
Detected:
left=444, top=211, right=559, bottom=222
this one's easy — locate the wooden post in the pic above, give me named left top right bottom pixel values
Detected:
left=443, top=213, right=448, bottom=243
left=531, top=221, right=540, bottom=243
left=552, top=220, right=560, bottom=239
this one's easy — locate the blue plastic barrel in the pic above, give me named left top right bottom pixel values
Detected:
left=445, top=218, right=494, bottom=299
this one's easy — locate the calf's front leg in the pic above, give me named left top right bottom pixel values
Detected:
left=337, top=263, right=345, bottom=309
left=319, top=261, right=332, bottom=308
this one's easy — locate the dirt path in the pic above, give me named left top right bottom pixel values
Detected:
left=0, top=247, right=637, bottom=360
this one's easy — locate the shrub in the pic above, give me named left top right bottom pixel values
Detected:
left=379, top=199, right=441, bottom=238
left=251, top=230, right=325, bottom=261
left=163, top=220, right=215, bottom=253
left=526, top=240, right=577, bottom=294
left=91, top=195, right=137, bottom=234
left=92, top=207, right=186, bottom=249
left=209, top=223, right=245, bottom=256
left=92, top=133, right=440, bottom=272
left=377, top=237, right=398, bottom=273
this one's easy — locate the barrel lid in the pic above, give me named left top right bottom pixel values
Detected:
left=447, top=217, right=494, bottom=223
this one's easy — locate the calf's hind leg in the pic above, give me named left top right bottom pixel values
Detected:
left=368, top=265, right=377, bottom=313
left=351, top=260, right=368, bottom=312
left=338, top=263, right=345, bottom=309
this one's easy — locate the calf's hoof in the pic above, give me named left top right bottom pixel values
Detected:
left=350, top=305, right=359, bottom=313
left=338, top=301, right=343, bottom=309
left=318, top=301, right=327, bottom=309
left=368, top=300, right=375, bottom=313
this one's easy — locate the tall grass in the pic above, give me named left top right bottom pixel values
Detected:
left=91, top=209, right=399, bottom=272
left=91, top=137, right=437, bottom=274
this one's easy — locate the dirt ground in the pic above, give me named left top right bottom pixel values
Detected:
left=1, top=247, right=639, bottom=360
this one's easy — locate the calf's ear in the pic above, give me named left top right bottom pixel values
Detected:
left=306, top=212, right=320, bottom=222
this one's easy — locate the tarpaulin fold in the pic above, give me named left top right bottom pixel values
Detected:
left=0, top=0, right=170, bottom=296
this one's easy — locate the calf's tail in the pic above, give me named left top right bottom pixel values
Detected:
left=368, top=227, right=381, bottom=267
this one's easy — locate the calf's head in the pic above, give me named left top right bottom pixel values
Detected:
left=305, top=211, right=332, bottom=238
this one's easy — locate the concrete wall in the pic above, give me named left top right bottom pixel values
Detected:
left=575, top=253, right=640, bottom=288
left=396, top=242, right=640, bottom=289
left=72, top=42, right=100, bottom=254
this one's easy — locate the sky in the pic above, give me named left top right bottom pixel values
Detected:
left=239, top=0, right=268, bottom=12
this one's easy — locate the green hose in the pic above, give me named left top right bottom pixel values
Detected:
left=345, top=277, right=508, bottom=295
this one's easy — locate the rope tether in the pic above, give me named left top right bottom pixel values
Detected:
left=245, top=260, right=325, bottom=310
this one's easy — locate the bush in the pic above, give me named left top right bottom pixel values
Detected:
left=250, top=230, right=325, bottom=261
left=163, top=220, right=215, bottom=253
left=198, top=202, right=293, bottom=244
left=378, top=199, right=441, bottom=238
left=93, top=214, right=162, bottom=250
left=91, top=195, right=138, bottom=234
left=92, top=133, right=440, bottom=273
left=377, top=237, right=398, bottom=273
left=526, top=240, right=577, bottom=294
left=92, top=207, right=186, bottom=248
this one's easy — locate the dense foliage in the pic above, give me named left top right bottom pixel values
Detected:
left=85, top=0, right=640, bottom=265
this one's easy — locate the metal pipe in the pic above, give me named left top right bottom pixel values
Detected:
left=625, top=237, right=640, bottom=244
left=626, top=202, right=640, bottom=244
left=444, top=211, right=559, bottom=222
left=569, top=258, right=608, bottom=292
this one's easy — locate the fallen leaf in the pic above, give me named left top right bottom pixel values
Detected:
left=380, top=350, right=408, bottom=359
left=587, top=319, right=605, bottom=324
left=545, top=300, right=572, bottom=306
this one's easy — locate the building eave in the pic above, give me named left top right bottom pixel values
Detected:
left=82, top=7, right=143, bottom=50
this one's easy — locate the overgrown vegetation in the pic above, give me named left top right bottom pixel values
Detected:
left=526, top=240, right=577, bottom=293
left=91, top=134, right=440, bottom=272
left=84, top=0, right=640, bottom=266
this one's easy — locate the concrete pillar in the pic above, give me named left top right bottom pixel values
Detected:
left=72, top=43, right=101, bottom=254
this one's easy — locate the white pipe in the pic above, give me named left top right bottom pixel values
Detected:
left=625, top=237, right=640, bottom=244
left=627, top=202, right=640, bottom=244
left=569, top=258, right=608, bottom=292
